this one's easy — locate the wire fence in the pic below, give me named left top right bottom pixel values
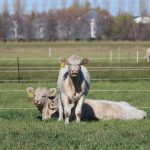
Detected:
left=0, top=107, right=150, bottom=110
left=1, top=77, right=150, bottom=83
left=0, top=89, right=150, bottom=92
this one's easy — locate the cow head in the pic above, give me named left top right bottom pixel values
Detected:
left=26, top=87, right=58, bottom=108
left=59, top=55, right=90, bottom=78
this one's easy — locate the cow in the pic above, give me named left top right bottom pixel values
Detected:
left=27, top=87, right=147, bottom=120
left=46, top=91, right=147, bottom=120
left=26, top=87, right=59, bottom=120
left=57, top=55, right=90, bottom=123
left=146, top=48, right=150, bottom=62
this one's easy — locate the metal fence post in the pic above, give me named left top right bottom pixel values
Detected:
left=118, top=47, right=120, bottom=63
left=48, top=48, right=51, bottom=57
left=110, top=50, right=112, bottom=63
left=17, top=57, right=20, bottom=82
left=137, top=50, right=139, bottom=63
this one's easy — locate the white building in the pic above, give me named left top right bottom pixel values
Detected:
left=134, top=16, right=150, bottom=24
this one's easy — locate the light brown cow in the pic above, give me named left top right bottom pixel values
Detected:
left=28, top=88, right=147, bottom=121
left=26, top=87, right=59, bottom=120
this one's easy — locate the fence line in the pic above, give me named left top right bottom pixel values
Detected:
left=1, top=77, right=150, bottom=82
left=0, top=57, right=145, bottom=61
left=0, top=107, right=150, bottom=110
left=0, top=108, right=36, bottom=110
left=1, top=66, right=150, bottom=69
left=0, top=89, right=150, bottom=92
left=1, top=68, right=150, bottom=72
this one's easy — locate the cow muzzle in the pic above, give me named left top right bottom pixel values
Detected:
left=71, top=70, right=78, bottom=77
left=33, top=100, right=41, bottom=106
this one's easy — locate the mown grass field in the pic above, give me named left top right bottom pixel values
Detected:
left=0, top=41, right=150, bottom=150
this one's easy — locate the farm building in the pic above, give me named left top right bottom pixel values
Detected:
left=134, top=16, right=150, bottom=24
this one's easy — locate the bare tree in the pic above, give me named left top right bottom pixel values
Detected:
left=128, top=0, right=135, bottom=15
left=42, top=0, right=48, bottom=12
left=72, top=0, right=80, bottom=7
left=45, top=11, right=58, bottom=40
left=83, top=0, right=91, bottom=8
left=50, top=0, right=57, bottom=9
left=102, top=0, right=110, bottom=12
left=139, top=0, right=148, bottom=17
left=13, top=0, right=25, bottom=15
left=13, top=0, right=27, bottom=41
left=90, top=0, right=97, bottom=8
left=0, top=0, right=10, bottom=41
left=118, top=0, right=125, bottom=14
left=61, top=0, right=67, bottom=9
left=2, top=0, right=9, bottom=17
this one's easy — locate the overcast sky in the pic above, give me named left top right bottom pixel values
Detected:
left=0, top=0, right=149, bottom=16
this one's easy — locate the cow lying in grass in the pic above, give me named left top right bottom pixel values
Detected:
left=57, top=55, right=90, bottom=123
left=27, top=87, right=147, bottom=120
left=27, top=87, right=59, bottom=120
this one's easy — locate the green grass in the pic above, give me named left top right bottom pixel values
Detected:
left=0, top=41, right=150, bottom=149
left=0, top=81, right=150, bottom=149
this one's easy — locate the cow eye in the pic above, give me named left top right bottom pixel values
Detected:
left=42, top=96, right=46, bottom=98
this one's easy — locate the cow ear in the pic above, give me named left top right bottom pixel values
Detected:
left=46, top=88, right=58, bottom=97
left=80, top=57, right=90, bottom=65
left=26, top=87, right=35, bottom=97
left=58, top=57, right=67, bottom=64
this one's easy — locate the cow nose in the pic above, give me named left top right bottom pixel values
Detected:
left=33, top=100, right=40, bottom=105
left=72, top=69, right=78, bottom=74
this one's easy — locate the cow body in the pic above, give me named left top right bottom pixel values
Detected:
left=81, top=99, right=147, bottom=120
left=48, top=95, right=147, bottom=120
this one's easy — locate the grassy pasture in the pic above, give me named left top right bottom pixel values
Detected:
left=0, top=41, right=150, bottom=149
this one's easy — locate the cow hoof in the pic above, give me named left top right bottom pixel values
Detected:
left=58, top=118, right=63, bottom=121
left=65, top=120, right=69, bottom=124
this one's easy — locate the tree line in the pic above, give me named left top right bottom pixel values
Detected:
left=0, top=0, right=150, bottom=41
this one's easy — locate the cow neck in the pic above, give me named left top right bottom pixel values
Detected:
left=69, top=74, right=82, bottom=93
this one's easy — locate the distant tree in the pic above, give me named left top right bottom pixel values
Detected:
left=61, top=0, right=67, bottom=9
left=50, top=0, right=57, bottom=9
left=83, top=0, right=91, bottom=8
left=139, top=0, right=148, bottom=17
left=2, top=0, right=9, bottom=18
left=13, top=0, right=25, bottom=16
left=45, top=11, right=58, bottom=40
left=102, top=0, right=109, bottom=12
left=0, top=0, right=10, bottom=41
left=118, top=0, right=125, bottom=14
left=72, top=0, right=80, bottom=8
left=128, top=0, right=135, bottom=15
left=111, top=13, right=133, bottom=40
left=13, top=0, right=27, bottom=41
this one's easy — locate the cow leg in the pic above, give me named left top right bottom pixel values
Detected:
left=58, top=100, right=63, bottom=121
left=42, top=101, right=51, bottom=120
left=61, top=93, right=71, bottom=124
left=64, top=101, right=71, bottom=124
left=75, top=96, right=85, bottom=123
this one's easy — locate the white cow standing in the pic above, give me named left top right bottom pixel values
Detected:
left=57, top=55, right=90, bottom=124
left=146, top=48, right=150, bottom=62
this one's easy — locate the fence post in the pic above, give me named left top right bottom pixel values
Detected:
left=17, top=57, right=20, bottom=83
left=48, top=48, right=51, bottom=57
left=110, top=50, right=112, bottom=63
left=137, top=50, right=139, bottom=63
left=118, top=47, right=120, bottom=63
